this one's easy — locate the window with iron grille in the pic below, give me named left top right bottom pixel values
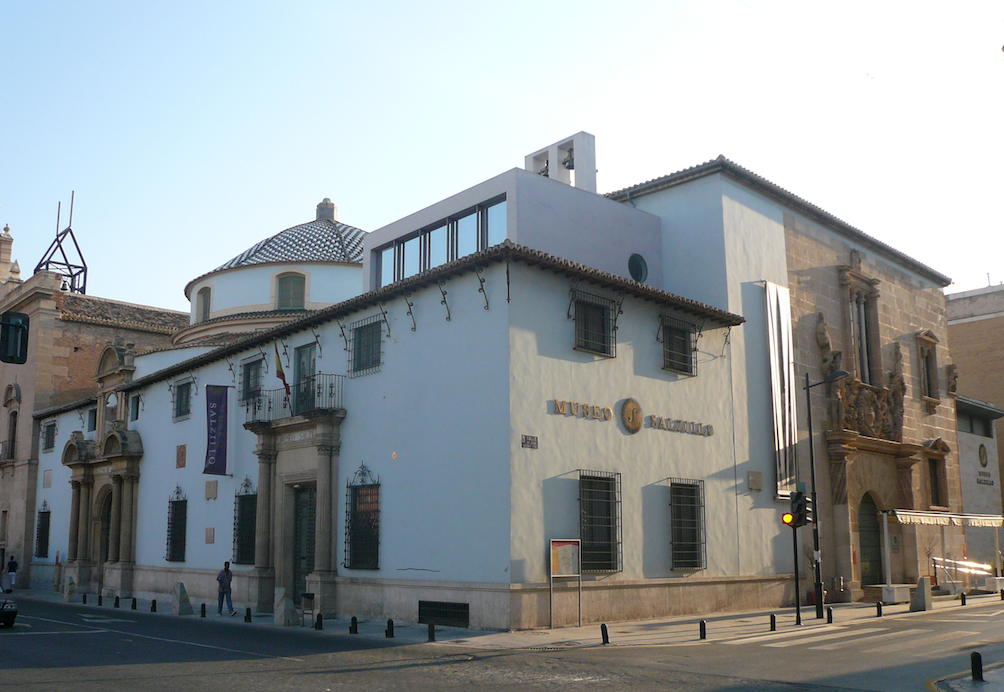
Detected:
left=418, top=600, right=470, bottom=628
left=572, top=291, right=617, bottom=357
left=348, top=316, right=382, bottom=378
left=344, top=464, right=380, bottom=569
left=239, top=355, right=265, bottom=403
left=172, top=378, right=193, bottom=421
left=130, top=394, right=141, bottom=421
left=166, top=486, right=187, bottom=562
left=277, top=273, right=306, bottom=310
left=233, top=478, right=256, bottom=565
left=86, top=408, right=97, bottom=432
left=661, top=316, right=698, bottom=376
left=35, top=501, right=50, bottom=558
left=669, top=479, right=706, bottom=570
left=41, top=421, right=56, bottom=452
left=578, top=470, right=622, bottom=572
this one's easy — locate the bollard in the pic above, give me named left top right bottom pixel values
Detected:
left=98, top=595, right=103, bottom=607
left=876, top=602, right=882, bottom=617
left=973, top=651, right=984, bottom=681
left=601, top=623, right=609, bottom=645
left=245, top=607, right=252, bottom=623
left=826, top=606, right=833, bottom=624
left=428, top=622, right=436, bottom=642
left=699, top=620, right=707, bottom=640
left=200, top=603, right=206, bottom=618
left=315, top=613, right=323, bottom=631
left=131, top=598, right=137, bottom=610
left=961, top=593, right=967, bottom=606
left=769, top=613, right=776, bottom=632
left=1000, top=588, right=1003, bottom=601
left=151, top=599, right=157, bottom=613
left=350, top=616, right=358, bottom=634
left=386, top=619, right=395, bottom=638
left=82, top=594, right=87, bottom=605
left=114, top=596, right=120, bottom=609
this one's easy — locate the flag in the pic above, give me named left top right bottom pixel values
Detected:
left=203, top=385, right=228, bottom=476
left=275, top=343, right=291, bottom=396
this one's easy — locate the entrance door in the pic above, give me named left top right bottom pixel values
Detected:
left=859, top=494, right=883, bottom=585
left=292, top=485, right=316, bottom=605
left=293, top=344, right=317, bottom=415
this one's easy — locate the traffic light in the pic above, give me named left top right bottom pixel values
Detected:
left=790, top=491, right=809, bottom=528
left=782, top=510, right=796, bottom=526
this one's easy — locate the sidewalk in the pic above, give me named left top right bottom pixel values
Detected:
left=11, top=586, right=1004, bottom=688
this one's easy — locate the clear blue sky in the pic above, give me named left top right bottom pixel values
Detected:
left=2, top=1, right=1002, bottom=312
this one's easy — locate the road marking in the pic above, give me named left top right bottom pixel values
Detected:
left=723, top=625, right=847, bottom=645
left=764, top=628, right=887, bottom=648
left=810, top=628, right=930, bottom=651
left=0, top=629, right=109, bottom=636
left=79, top=614, right=135, bottom=623
left=871, top=630, right=979, bottom=654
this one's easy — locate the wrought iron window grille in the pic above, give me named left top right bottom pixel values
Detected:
left=658, top=315, right=699, bottom=376
left=35, top=501, right=51, bottom=558
left=569, top=289, right=620, bottom=357
left=170, top=377, right=195, bottom=421
left=166, top=485, right=187, bottom=562
left=41, top=420, right=57, bottom=452
left=669, top=478, right=706, bottom=570
left=577, top=470, right=622, bottom=572
left=233, top=477, right=256, bottom=565
left=239, top=354, right=266, bottom=403
left=418, top=600, right=470, bottom=628
left=348, top=315, right=383, bottom=378
left=129, top=393, right=143, bottom=421
left=344, top=463, right=380, bottom=570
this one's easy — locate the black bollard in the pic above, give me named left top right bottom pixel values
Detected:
left=1000, top=588, right=1003, bottom=601
left=601, top=623, right=609, bottom=644
left=876, top=602, right=882, bottom=617
left=114, top=596, right=120, bottom=609
left=699, top=620, right=707, bottom=640
left=245, top=607, right=252, bottom=623
left=386, top=619, right=395, bottom=638
left=315, top=613, right=323, bottom=631
left=151, top=599, right=157, bottom=613
left=200, top=603, right=206, bottom=618
left=826, top=606, right=833, bottom=624
left=428, top=622, right=436, bottom=642
left=769, top=613, right=776, bottom=632
left=131, top=598, right=137, bottom=610
left=961, top=593, right=967, bottom=606
left=82, top=594, right=87, bottom=605
left=973, top=651, right=984, bottom=681
left=350, top=616, right=358, bottom=634
left=98, top=595, right=103, bottom=607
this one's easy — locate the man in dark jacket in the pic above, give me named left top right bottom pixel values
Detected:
left=216, top=561, right=235, bottom=616
left=6, top=555, right=17, bottom=593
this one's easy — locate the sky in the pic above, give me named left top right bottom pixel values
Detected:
left=1, top=1, right=1002, bottom=313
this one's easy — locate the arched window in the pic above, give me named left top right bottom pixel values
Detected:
left=277, top=274, right=305, bottom=310
left=197, top=287, right=212, bottom=322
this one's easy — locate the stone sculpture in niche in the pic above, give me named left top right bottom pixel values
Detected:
left=946, top=363, right=958, bottom=396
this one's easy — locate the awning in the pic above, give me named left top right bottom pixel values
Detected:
left=891, top=509, right=1004, bottom=528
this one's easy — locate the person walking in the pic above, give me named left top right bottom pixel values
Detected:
left=216, top=561, right=236, bottom=616
left=5, top=555, right=17, bottom=593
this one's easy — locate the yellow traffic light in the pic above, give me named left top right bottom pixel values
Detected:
left=782, top=512, right=795, bottom=526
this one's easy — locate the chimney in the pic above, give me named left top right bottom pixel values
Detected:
left=316, top=198, right=338, bottom=221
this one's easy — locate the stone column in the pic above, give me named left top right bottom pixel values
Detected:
left=254, top=453, right=274, bottom=570
left=108, top=475, right=123, bottom=563
left=68, top=480, right=81, bottom=561
left=314, top=445, right=333, bottom=572
left=77, top=479, right=93, bottom=561
left=119, top=474, right=135, bottom=563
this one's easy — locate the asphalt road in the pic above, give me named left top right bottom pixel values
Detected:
left=2, top=597, right=1003, bottom=691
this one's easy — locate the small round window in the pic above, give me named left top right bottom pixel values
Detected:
left=628, top=254, right=648, bottom=283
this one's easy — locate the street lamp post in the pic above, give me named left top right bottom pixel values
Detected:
left=804, top=369, right=849, bottom=619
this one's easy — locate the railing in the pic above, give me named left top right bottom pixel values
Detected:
left=244, top=374, right=344, bottom=424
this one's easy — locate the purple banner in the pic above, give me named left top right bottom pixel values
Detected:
left=204, top=385, right=228, bottom=476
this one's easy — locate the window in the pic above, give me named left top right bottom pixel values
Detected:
left=5, top=410, right=16, bottom=460
left=345, top=483, right=380, bottom=569
left=41, top=421, right=56, bottom=452
left=572, top=291, right=618, bottom=357
left=917, top=330, right=940, bottom=411
left=349, top=317, right=382, bottom=377
left=239, top=355, right=265, bottom=403
left=959, top=412, right=993, bottom=438
left=578, top=470, right=622, bottom=572
left=172, top=378, right=193, bottom=421
left=197, top=287, right=211, bottom=322
left=233, top=478, right=256, bottom=565
left=129, top=394, right=141, bottom=422
left=670, top=480, right=706, bottom=570
left=661, top=316, right=697, bottom=375
left=86, top=408, right=97, bottom=432
left=166, top=486, right=187, bottom=562
left=929, top=458, right=944, bottom=508
left=374, top=197, right=506, bottom=288
left=841, top=260, right=882, bottom=385
left=35, top=502, right=50, bottom=558
left=277, top=274, right=306, bottom=310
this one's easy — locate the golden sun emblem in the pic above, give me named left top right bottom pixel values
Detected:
left=621, top=398, right=643, bottom=434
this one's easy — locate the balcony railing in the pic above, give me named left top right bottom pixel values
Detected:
left=244, top=374, right=345, bottom=424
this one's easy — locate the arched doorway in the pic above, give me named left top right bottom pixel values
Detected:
left=859, top=494, right=883, bottom=585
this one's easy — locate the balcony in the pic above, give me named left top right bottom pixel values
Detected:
left=244, top=374, right=345, bottom=424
